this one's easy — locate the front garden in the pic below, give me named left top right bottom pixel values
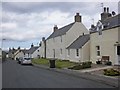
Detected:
left=32, top=58, right=92, bottom=69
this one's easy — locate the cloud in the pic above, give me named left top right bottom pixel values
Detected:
left=1, top=23, right=17, bottom=30
left=1, top=2, right=119, bottom=50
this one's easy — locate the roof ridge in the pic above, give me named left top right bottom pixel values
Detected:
left=58, top=22, right=75, bottom=30
left=47, top=22, right=75, bottom=40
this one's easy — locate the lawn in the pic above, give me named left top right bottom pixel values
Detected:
left=32, top=58, right=77, bottom=69
left=32, top=58, right=49, bottom=66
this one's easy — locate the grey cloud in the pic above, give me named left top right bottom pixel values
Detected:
left=2, top=2, right=99, bottom=15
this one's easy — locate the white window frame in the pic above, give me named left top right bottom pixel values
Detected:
left=68, top=49, right=70, bottom=56
left=76, top=49, right=80, bottom=58
left=96, top=46, right=100, bottom=56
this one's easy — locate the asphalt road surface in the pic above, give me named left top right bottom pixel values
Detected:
left=2, top=59, right=114, bottom=88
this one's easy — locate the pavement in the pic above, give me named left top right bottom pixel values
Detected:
left=33, top=64, right=119, bottom=87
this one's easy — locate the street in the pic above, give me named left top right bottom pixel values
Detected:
left=2, top=59, right=114, bottom=88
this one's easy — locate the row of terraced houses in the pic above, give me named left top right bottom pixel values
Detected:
left=8, top=7, right=120, bottom=65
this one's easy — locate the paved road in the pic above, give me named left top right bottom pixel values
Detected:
left=2, top=60, right=114, bottom=88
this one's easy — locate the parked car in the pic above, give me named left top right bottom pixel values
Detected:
left=21, top=57, right=32, bottom=65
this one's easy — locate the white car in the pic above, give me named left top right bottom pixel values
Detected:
left=21, top=57, right=32, bottom=65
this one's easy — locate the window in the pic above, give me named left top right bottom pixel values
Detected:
left=68, top=49, right=70, bottom=55
left=96, top=46, right=100, bottom=56
left=60, top=36, right=62, bottom=42
left=117, top=46, right=120, bottom=55
left=60, top=49, right=62, bottom=54
left=76, top=49, right=79, bottom=57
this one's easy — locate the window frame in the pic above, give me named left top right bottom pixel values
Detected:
left=96, top=46, right=100, bottom=56
left=76, top=49, right=79, bottom=57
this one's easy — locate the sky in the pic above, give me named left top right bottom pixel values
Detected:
left=0, top=0, right=119, bottom=51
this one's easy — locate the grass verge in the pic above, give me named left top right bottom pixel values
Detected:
left=32, top=58, right=77, bottom=69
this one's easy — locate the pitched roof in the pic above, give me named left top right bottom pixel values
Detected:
left=47, top=22, right=75, bottom=40
left=20, top=49, right=29, bottom=53
left=27, top=46, right=39, bottom=54
left=102, top=14, right=120, bottom=30
left=90, top=14, right=120, bottom=33
left=66, top=34, right=90, bottom=49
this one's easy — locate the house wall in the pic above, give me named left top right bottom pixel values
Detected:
left=118, top=27, right=120, bottom=42
left=14, top=51, right=24, bottom=60
left=82, top=40, right=90, bottom=62
left=66, top=41, right=90, bottom=62
left=65, top=22, right=89, bottom=47
left=46, top=22, right=89, bottom=61
left=90, top=27, right=119, bottom=65
left=46, top=35, right=66, bottom=60
left=39, top=41, right=45, bottom=58
left=66, top=49, right=81, bottom=62
left=32, top=47, right=40, bottom=58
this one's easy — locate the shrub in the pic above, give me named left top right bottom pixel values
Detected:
left=105, top=61, right=112, bottom=65
left=104, top=69, right=120, bottom=76
left=68, top=61, right=92, bottom=70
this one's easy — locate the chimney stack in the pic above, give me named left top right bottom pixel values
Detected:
left=74, top=13, right=81, bottom=22
left=101, top=7, right=112, bottom=22
left=53, top=25, right=58, bottom=32
left=42, top=37, right=45, bottom=41
left=31, top=43, right=34, bottom=47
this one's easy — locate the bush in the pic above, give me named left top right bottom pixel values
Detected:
left=105, top=61, right=112, bottom=65
left=104, top=69, right=120, bottom=76
left=68, top=61, right=92, bottom=70
left=96, top=61, right=102, bottom=64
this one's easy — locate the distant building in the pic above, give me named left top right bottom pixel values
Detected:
left=14, top=45, right=40, bottom=60
left=24, top=44, right=41, bottom=59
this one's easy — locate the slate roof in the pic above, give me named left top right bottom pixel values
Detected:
left=27, top=46, right=39, bottom=54
left=66, top=34, right=90, bottom=49
left=102, top=14, right=120, bottom=30
left=90, top=14, right=120, bottom=33
left=47, top=22, right=75, bottom=40
left=20, top=49, right=29, bottom=53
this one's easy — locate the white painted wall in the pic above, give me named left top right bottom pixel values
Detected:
left=90, top=27, right=119, bottom=65
left=45, top=22, right=89, bottom=62
left=39, top=41, right=45, bottom=58
left=31, top=47, right=40, bottom=58
left=14, top=51, right=24, bottom=60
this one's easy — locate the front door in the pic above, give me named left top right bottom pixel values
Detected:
left=116, top=46, right=120, bottom=65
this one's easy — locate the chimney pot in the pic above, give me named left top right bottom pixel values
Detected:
left=107, top=7, right=109, bottom=13
left=104, top=7, right=106, bottom=12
